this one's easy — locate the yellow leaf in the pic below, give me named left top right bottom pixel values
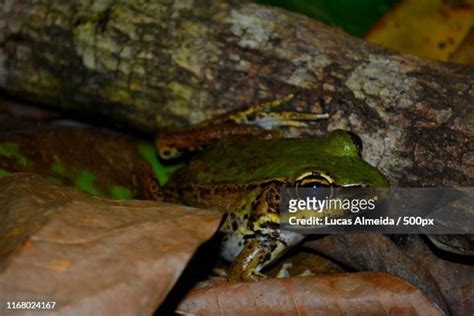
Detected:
left=449, top=26, right=474, bottom=65
left=366, top=0, right=474, bottom=62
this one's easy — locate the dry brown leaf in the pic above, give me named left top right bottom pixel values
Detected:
left=305, top=234, right=474, bottom=315
left=177, top=272, right=443, bottom=316
left=305, top=234, right=449, bottom=314
left=397, top=235, right=474, bottom=316
left=0, top=173, right=221, bottom=315
left=266, top=249, right=346, bottom=278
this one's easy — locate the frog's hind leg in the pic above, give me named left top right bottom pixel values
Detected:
left=156, top=94, right=328, bottom=160
left=156, top=122, right=280, bottom=160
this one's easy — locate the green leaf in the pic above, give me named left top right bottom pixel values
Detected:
left=74, top=170, right=102, bottom=196
left=0, top=143, right=31, bottom=168
left=256, top=0, right=399, bottom=37
left=0, top=169, right=10, bottom=179
left=110, top=185, right=133, bottom=200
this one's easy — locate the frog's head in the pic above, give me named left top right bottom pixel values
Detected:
left=246, top=130, right=389, bottom=233
left=289, top=130, right=389, bottom=188
left=217, top=130, right=389, bottom=265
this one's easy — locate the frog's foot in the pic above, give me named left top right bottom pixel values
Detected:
left=228, top=94, right=329, bottom=130
left=228, top=239, right=270, bottom=282
left=251, top=111, right=330, bottom=129
left=228, top=94, right=295, bottom=124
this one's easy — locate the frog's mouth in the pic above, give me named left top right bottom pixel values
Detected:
left=248, top=183, right=304, bottom=247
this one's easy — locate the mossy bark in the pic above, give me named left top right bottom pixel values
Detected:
left=0, top=0, right=472, bottom=186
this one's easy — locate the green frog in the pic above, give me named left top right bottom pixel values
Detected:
left=157, top=95, right=389, bottom=282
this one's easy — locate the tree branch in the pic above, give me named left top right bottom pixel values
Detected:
left=0, top=0, right=472, bottom=186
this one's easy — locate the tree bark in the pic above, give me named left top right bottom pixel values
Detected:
left=0, top=0, right=472, bottom=186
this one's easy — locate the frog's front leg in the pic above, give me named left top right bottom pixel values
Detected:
left=225, top=185, right=305, bottom=282
left=227, top=233, right=302, bottom=282
left=228, top=239, right=270, bottom=282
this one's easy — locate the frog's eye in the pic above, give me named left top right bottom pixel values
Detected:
left=295, top=172, right=332, bottom=188
left=346, top=131, right=363, bottom=156
left=295, top=172, right=334, bottom=199
left=296, top=176, right=330, bottom=188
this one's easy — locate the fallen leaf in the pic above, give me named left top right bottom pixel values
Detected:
left=305, top=234, right=463, bottom=315
left=398, top=235, right=474, bottom=316
left=177, top=272, right=443, bottom=315
left=0, top=173, right=221, bottom=315
left=449, top=26, right=474, bottom=65
left=266, top=248, right=346, bottom=278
